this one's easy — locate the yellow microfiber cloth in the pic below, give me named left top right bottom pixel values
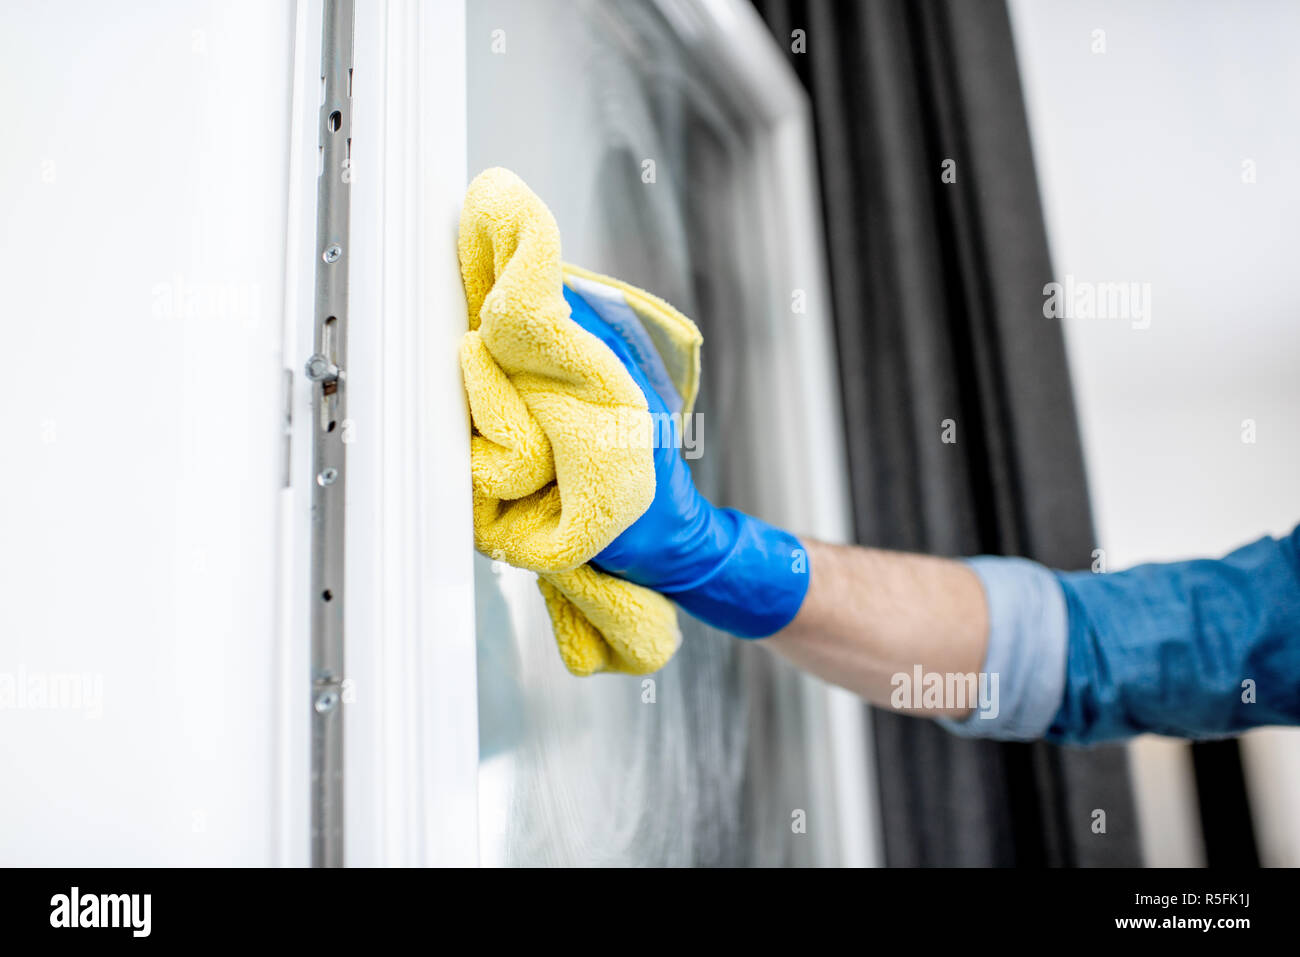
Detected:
left=458, top=168, right=702, bottom=676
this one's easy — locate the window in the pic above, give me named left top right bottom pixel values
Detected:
left=469, top=0, right=878, bottom=866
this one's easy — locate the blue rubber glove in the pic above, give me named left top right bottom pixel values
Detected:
left=563, top=284, right=810, bottom=638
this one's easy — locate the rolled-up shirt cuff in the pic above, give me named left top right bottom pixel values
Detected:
left=936, top=556, right=1069, bottom=741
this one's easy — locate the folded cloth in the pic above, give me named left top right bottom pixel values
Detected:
left=458, top=167, right=702, bottom=676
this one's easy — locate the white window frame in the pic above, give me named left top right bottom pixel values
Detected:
left=329, top=0, right=880, bottom=866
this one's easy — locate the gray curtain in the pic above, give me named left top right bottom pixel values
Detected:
left=754, top=0, right=1142, bottom=865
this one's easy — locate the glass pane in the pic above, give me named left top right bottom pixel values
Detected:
left=469, top=0, right=846, bottom=865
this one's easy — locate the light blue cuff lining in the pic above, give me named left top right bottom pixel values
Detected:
left=936, top=556, right=1069, bottom=741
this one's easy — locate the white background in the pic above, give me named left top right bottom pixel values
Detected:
left=0, top=1, right=300, bottom=864
left=1012, top=0, right=1300, bottom=866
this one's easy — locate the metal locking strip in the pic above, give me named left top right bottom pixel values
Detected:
left=307, top=0, right=354, bottom=869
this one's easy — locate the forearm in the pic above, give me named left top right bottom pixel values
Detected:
left=764, top=528, right=1300, bottom=746
left=766, top=540, right=989, bottom=719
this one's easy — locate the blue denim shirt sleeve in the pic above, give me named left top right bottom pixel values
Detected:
left=1047, top=525, right=1300, bottom=746
left=937, top=525, right=1300, bottom=745
left=936, top=557, right=1070, bottom=741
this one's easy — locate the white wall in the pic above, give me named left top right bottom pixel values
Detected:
left=1011, top=0, right=1300, bottom=867
left=0, top=1, right=304, bottom=864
